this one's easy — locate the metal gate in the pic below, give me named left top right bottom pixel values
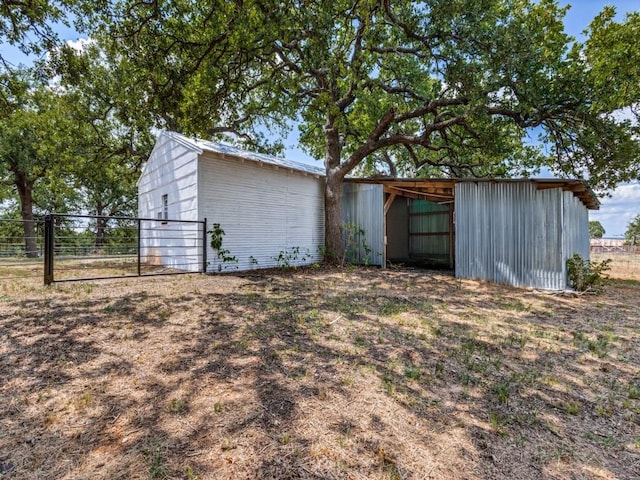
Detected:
left=43, top=214, right=207, bottom=284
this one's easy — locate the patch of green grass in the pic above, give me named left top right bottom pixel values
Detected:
left=585, top=431, right=620, bottom=448
left=404, top=364, right=421, bottom=381
left=628, top=381, right=640, bottom=399
left=492, top=381, right=510, bottom=404
left=379, top=299, right=410, bottom=316
left=503, top=333, right=528, bottom=349
left=166, top=398, right=187, bottom=414
left=561, top=400, right=581, bottom=415
left=144, top=440, right=169, bottom=479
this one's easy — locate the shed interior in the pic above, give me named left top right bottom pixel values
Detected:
left=346, top=178, right=599, bottom=270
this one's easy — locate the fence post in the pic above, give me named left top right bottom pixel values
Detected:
left=202, top=218, right=207, bottom=274
left=43, top=214, right=54, bottom=285
left=137, top=218, right=142, bottom=276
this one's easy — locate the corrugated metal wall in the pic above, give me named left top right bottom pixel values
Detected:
left=342, top=183, right=384, bottom=266
left=562, top=190, right=590, bottom=263
left=455, top=182, right=588, bottom=289
left=138, top=132, right=201, bottom=270
left=198, top=153, right=325, bottom=272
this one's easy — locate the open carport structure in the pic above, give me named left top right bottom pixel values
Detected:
left=343, top=178, right=599, bottom=290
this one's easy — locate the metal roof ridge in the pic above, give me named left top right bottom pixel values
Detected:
left=166, top=131, right=325, bottom=176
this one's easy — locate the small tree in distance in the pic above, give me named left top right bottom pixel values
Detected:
left=589, top=221, right=605, bottom=239
left=625, top=215, right=640, bottom=246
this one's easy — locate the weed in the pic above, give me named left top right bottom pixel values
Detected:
left=503, top=333, right=528, bottom=349
left=72, top=392, right=94, bottom=411
left=353, top=334, right=369, bottom=348
left=492, top=381, right=510, bottom=404
left=185, top=465, right=199, bottom=480
left=585, top=431, right=620, bottom=448
left=272, top=246, right=310, bottom=269
left=566, top=254, right=611, bottom=292
left=587, top=333, right=612, bottom=358
left=213, top=401, right=223, bottom=414
left=220, top=437, right=236, bottom=451
left=458, top=372, right=478, bottom=386
left=404, top=364, right=421, bottom=381
left=144, top=440, right=169, bottom=479
left=382, top=375, right=395, bottom=394
left=208, top=223, right=238, bottom=271
left=561, top=400, right=581, bottom=415
left=628, top=381, right=640, bottom=399
left=342, top=222, right=372, bottom=266
left=489, top=411, right=509, bottom=436
left=379, top=299, right=409, bottom=316
left=166, top=398, right=187, bottom=414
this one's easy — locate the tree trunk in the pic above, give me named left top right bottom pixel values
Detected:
left=323, top=118, right=345, bottom=263
left=324, top=170, right=344, bottom=263
left=14, top=174, right=38, bottom=258
left=94, top=204, right=107, bottom=252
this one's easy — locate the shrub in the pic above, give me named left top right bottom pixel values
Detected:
left=566, top=254, right=611, bottom=292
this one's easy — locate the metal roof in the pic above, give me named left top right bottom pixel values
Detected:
left=167, top=131, right=325, bottom=177
left=346, top=177, right=600, bottom=210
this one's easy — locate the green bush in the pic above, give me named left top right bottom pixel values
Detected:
left=566, top=254, right=611, bottom=292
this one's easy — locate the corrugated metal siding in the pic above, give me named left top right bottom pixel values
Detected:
left=342, top=183, right=384, bottom=266
left=562, top=191, right=590, bottom=284
left=138, top=132, right=200, bottom=222
left=138, top=132, right=201, bottom=271
left=198, top=153, right=324, bottom=272
left=455, top=182, right=570, bottom=289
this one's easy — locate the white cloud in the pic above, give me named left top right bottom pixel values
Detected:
left=590, top=181, right=640, bottom=237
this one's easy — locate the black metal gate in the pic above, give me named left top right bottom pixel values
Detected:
left=42, top=214, right=207, bottom=284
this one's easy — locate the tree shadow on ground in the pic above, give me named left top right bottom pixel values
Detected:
left=0, top=270, right=638, bottom=479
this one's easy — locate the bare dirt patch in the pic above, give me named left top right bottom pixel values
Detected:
left=0, top=268, right=639, bottom=479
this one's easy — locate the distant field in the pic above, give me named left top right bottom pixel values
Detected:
left=592, top=252, right=640, bottom=281
left=0, top=268, right=638, bottom=479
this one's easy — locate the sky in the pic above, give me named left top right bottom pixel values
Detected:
left=1, top=1, right=639, bottom=237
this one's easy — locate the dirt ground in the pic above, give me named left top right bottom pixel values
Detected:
left=0, top=265, right=639, bottom=479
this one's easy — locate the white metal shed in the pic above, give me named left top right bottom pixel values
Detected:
left=138, top=131, right=326, bottom=272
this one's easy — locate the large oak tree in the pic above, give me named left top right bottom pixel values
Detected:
left=79, top=0, right=639, bottom=260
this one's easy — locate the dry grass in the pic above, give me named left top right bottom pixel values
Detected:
left=0, top=265, right=639, bottom=480
left=592, top=252, right=640, bottom=281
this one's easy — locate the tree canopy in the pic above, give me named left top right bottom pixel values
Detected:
left=77, top=0, right=640, bottom=258
left=589, top=221, right=605, bottom=239
left=625, top=215, right=640, bottom=246
left=1, top=1, right=639, bottom=260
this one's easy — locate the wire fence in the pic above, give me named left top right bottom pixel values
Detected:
left=0, top=218, right=45, bottom=280
left=591, top=247, right=640, bottom=281
left=49, top=214, right=207, bottom=283
left=0, top=215, right=207, bottom=284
